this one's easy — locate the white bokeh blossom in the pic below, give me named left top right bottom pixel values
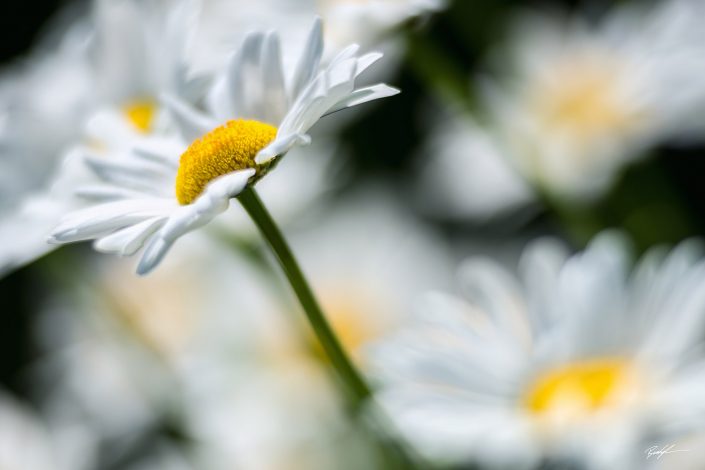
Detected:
left=371, top=233, right=705, bottom=469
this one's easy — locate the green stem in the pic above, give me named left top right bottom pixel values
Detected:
left=237, top=187, right=372, bottom=406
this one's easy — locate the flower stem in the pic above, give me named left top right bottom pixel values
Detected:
left=237, top=187, right=372, bottom=406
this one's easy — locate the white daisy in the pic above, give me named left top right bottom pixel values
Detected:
left=480, top=1, right=705, bottom=201
left=183, top=358, right=380, bottom=470
left=34, top=230, right=381, bottom=470
left=48, top=18, right=399, bottom=275
left=177, top=190, right=453, bottom=469
left=0, top=0, right=203, bottom=276
left=288, top=187, right=454, bottom=363
left=371, top=233, right=705, bottom=469
left=0, top=18, right=94, bottom=276
left=0, top=390, right=88, bottom=470
left=85, top=0, right=205, bottom=147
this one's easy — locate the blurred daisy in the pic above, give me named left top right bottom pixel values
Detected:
left=481, top=1, right=705, bottom=201
left=371, top=233, right=705, bottom=469
left=0, top=0, right=202, bottom=276
left=85, top=0, right=204, bottom=148
left=31, top=236, right=233, bottom=468
left=0, top=390, right=88, bottom=470
left=49, top=19, right=399, bottom=275
left=168, top=190, right=451, bottom=469
left=289, top=188, right=453, bottom=363
left=208, top=188, right=454, bottom=365
left=0, top=17, right=94, bottom=276
left=184, top=359, right=381, bottom=470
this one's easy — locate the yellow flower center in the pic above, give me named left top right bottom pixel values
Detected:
left=524, top=358, right=638, bottom=420
left=123, top=99, right=157, bottom=133
left=529, top=56, right=645, bottom=143
left=175, top=119, right=278, bottom=205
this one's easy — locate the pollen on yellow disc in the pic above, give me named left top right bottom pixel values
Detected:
left=524, top=358, right=635, bottom=418
left=123, top=99, right=157, bottom=133
left=175, top=119, right=277, bottom=205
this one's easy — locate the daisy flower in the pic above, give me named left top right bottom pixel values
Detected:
left=480, top=1, right=705, bottom=201
left=0, top=390, right=83, bottom=470
left=371, top=232, right=705, bottom=469
left=0, top=17, right=94, bottom=276
left=48, top=18, right=399, bottom=275
left=0, top=0, right=203, bottom=276
left=85, top=0, right=205, bottom=148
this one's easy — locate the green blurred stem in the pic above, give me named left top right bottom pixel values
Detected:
left=238, top=187, right=372, bottom=407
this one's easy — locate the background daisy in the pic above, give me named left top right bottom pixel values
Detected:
left=371, top=233, right=705, bottom=469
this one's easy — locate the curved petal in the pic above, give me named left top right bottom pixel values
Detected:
left=325, top=84, right=400, bottom=116
left=227, top=32, right=266, bottom=120
left=49, top=198, right=175, bottom=243
left=161, top=93, right=216, bottom=141
left=290, top=17, right=323, bottom=102
left=135, top=169, right=254, bottom=275
left=255, top=134, right=309, bottom=164
left=261, top=32, right=288, bottom=124
left=94, top=216, right=167, bottom=256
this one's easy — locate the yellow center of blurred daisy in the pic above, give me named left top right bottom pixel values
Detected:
left=525, top=358, right=637, bottom=419
left=310, top=287, right=390, bottom=364
left=123, top=99, right=157, bottom=133
left=530, top=56, right=644, bottom=142
left=175, top=119, right=277, bottom=205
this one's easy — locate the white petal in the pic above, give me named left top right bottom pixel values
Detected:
left=161, top=93, right=216, bottom=141
left=131, top=140, right=182, bottom=168
left=285, top=58, right=358, bottom=134
left=354, top=52, right=384, bottom=77
left=206, top=76, right=232, bottom=121
left=85, top=154, right=173, bottom=179
left=199, top=169, right=255, bottom=202
left=84, top=109, right=139, bottom=148
left=261, top=31, right=288, bottom=124
left=49, top=198, right=175, bottom=243
left=255, top=134, right=309, bottom=164
left=94, top=216, right=167, bottom=256
left=290, top=17, right=323, bottom=101
left=75, top=184, right=150, bottom=201
left=228, top=32, right=266, bottom=119
left=325, top=84, right=400, bottom=115
left=329, top=44, right=361, bottom=68
left=326, top=57, right=358, bottom=91
left=137, top=237, right=172, bottom=275
left=84, top=155, right=173, bottom=192
left=135, top=169, right=254, bottom=275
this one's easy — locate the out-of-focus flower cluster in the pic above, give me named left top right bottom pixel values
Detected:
left=2, top=0, right=705, bottom=469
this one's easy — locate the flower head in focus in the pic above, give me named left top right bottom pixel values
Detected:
left=371, top=233, right=705, bottom=468
left=48, top=18, right=399, bottom=275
